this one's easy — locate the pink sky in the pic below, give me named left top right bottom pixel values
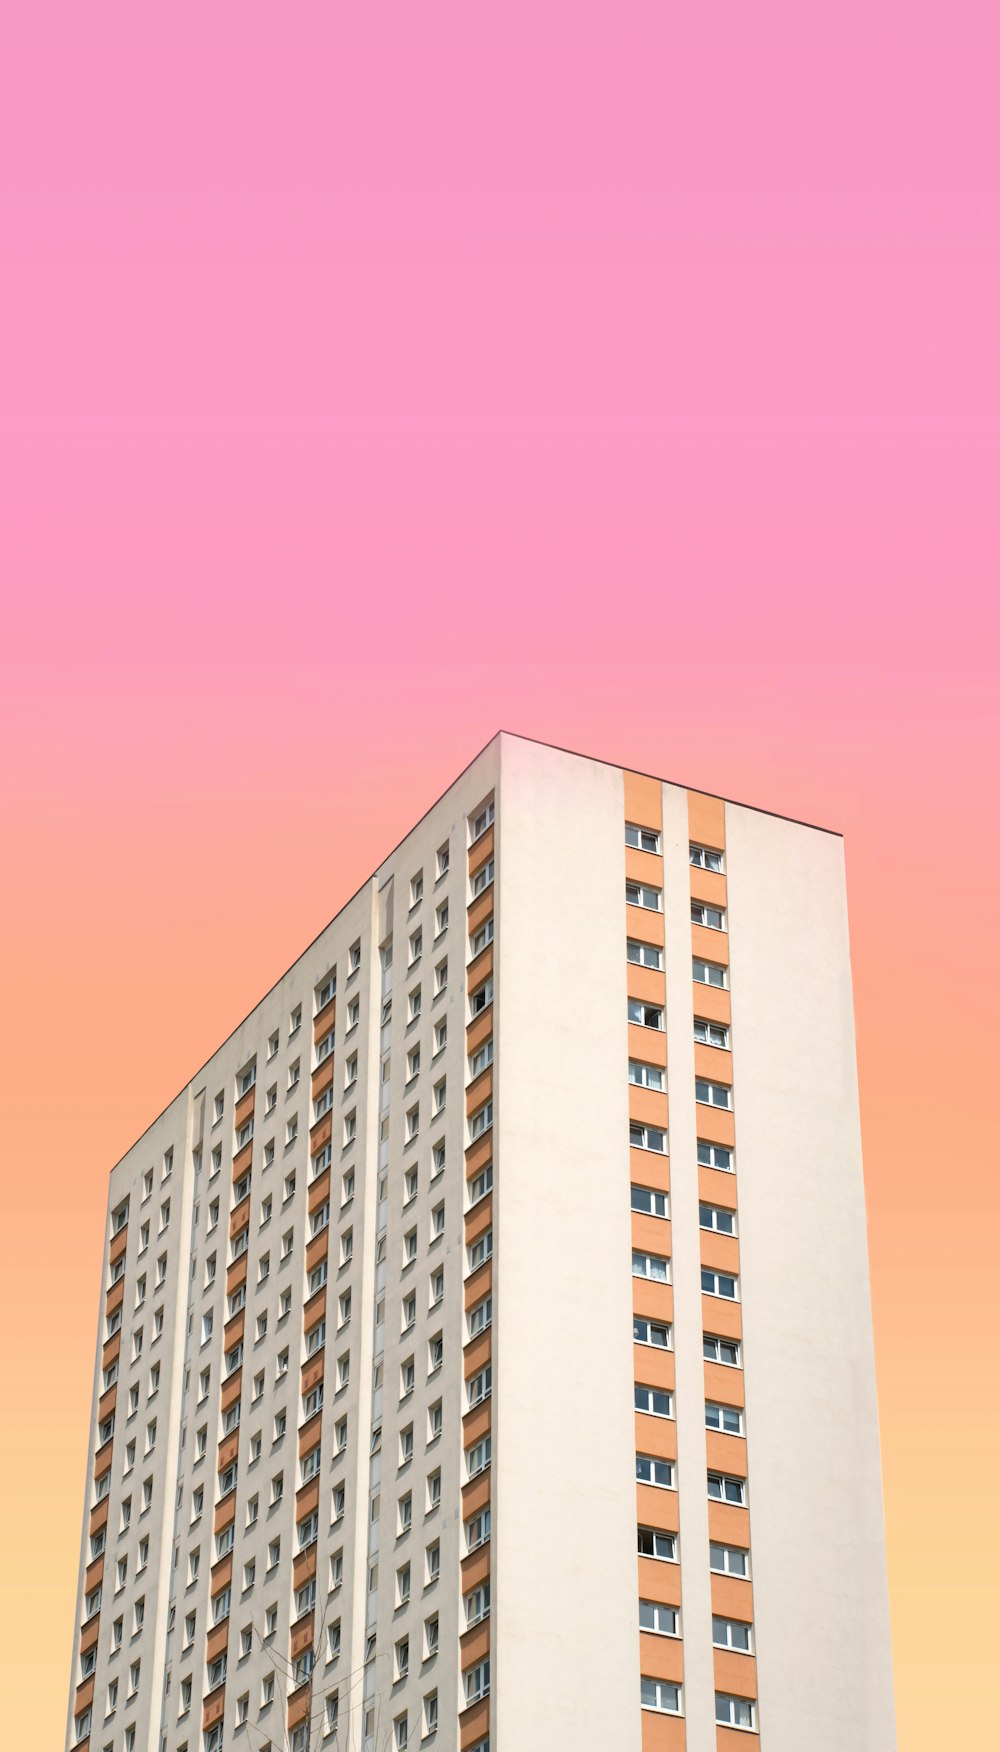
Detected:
left=1, top=5, right=998, bottom=1746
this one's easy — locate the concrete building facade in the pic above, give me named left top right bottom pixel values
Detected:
left=67, top=732, right=896, bottom=1752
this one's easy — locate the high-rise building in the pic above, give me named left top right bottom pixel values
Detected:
left=67, top=733, right=896, bottom=1752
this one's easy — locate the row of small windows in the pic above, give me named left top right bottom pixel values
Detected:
left=626, top=886, right=726, bottom=933
left=625, top=824, right=724, bottom=874
left=637, top=1684, right=756, bottom=1728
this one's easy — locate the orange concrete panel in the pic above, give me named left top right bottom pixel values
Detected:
left=234, top=1088, right=256, bottom=1132
left=295, top=1476, right=320, bottom=1521
left=636, top=1484, right=679, bottom=1530
left=226, top=1254, right=248, bottom=1295
left=109, top=1226, right=129, bottom=1266
left=300, top=1353, right=324, bottom=1396
left=231, top=1141, right=253, bottom=1181
left=459, top=1619, right=491, bottom=1666
left=89, top=1496, right=109, bottom=1537
left=717, top=1727, right=760, bottom=1749
left=84, top=1555, right=103, bottom=1594
left=626, top=845, right=664, bottom=887
left=632, top=1213, right=673, bottom=1260
left=691, top=923, right=730, bottom=966
left=467, top=943, right=494, bottom=989
left=463, top=1330, right=492, bottom=1380
left=465, top=1007, right=493, bottom=1057
left=463, top=1260, right=492, bottom=1311
left=97, top=1384, right=117, bottom=1424
left=217, top=1431, right=239, bottom=1470
left=701, top=1298, right=743, bottom=1344
left=628, top=964, right=667, bottom=1007
left=292, top=1545, right=317, bottom=1588
left=633, top=1086, right=672, bottom=1128
left=624, top=770, right=663, bottom=827
left=705, top=1431, right=747, bottom=1475
left=80, top=1615, right=100, bottom=1654
left=698, top=1166, right=740, bottom=1209
left=223, top=1309, right=245, bottom=1349
left=464, top=1132, right=493, bottom=1177
left=707, top=1502, right=751, bottom=1546
left=290, top=1610, right=315, bottom=1659
left=627, top=906, right=665, bottom=948
left=637, top=1556, right=682, bottom=1606
left=694, top=1043, right=734, bottom=1083
left=628, top=1022, right=668, bottom=1066
left=713, top=1649, right=757, bottom=1697
left=210, top=1552, right=233, bottom=1594
left=634, top=1402, right=677, bottom=1455
left=710, top=1573, right=755, bottom=1621
left=688, top=789, right=726, bottom=849
left=690, top=866, right=728, bottom=908
left=305, top=1231, right=328, bottom=1273
left=75, top=1675, right=95, bottom=1713
left=467, top=889, right=494, bottom=937
left=307, top=1167, right=330, bottom=1213
left=213, top=1493, right=236, bottom=1535
left=631, top=1146, right=671, bottom=1187
left=462, top=1401, right=491, bottom=1447
left=301, top=1287, right=326, bottom=1333
left=691, top=986, right=732, bottom=1027
left=632, top=1280, right=675, bottom=1325
left=311, top=1057, right=334, bottom=1098
left=105, top=1279, right=124, bottom=1316
left=465, top=1066, right=493, bottom=1116
left=228, top=1200, right=250, bottom=1240
left=641, top=1710, right=686, bottom=1752
left=312, top=995, right=335, bottom=1041
left=202, top=1684, right=225, bottom=1729
left=461, top=1470, right=491, bottom=1518
left=633, top=1344, right=676, bottom=1391
left=695, top=1107, right=736, bottom=1149
left=700, top=1232, right=740, bottom=1275
left=459, top=1698, right=490, bottom=1749
left=309, top=1113, right=332, bottom=1153
left=469, top=823, right=494, bottom=872
left=101, top=1331, right=121, bottom=1370
left=287, top=1682, right=311, bottom=1728
left=93, top=1436, right=113, bottom=1475
left=464, top=1194, right=493, bottom=1240
left=704, top=1362, right=745, bottom=1407
left=298, top=1410, right=322, bottom=1459
left=220, top=1369, right=242, bottom=1411
left=460, top=1545, right=491, bottom=1591
left=639, top=1631, right=684, bottom=1684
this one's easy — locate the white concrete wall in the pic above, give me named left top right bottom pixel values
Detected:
left=725, top=804, right=896, bottom=1750
left=494, top=735, right=641, bottom=1752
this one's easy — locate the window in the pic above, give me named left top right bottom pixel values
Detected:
left=635, top=1384, right=672, bottom=1418
left=716, top=1694, right=757, bottom=1730
left=428, top=1400, right=443, bottom=1440
left=433, top=1078, right=446, bottom=1115
left=636, top=1454, right=675, bottom=1488
left=641, top=1678, right=682, bottom=1714
left=627, top=938, right=663, bottom=969
left=698, top=1139, right=733, bottom=1173
left=706, top=1402, right=744, bottom=1435
left=349, top=939, right=362, bottom=974
left=637, top=1527, right=676, bottom=1561
left=639, top=1600, right=679, bottom=1636
left=424, top=1692, right=439, bottom=1735
left=626, top=881, right=661, bottom=911
left=409, top=930, right=422, bottom=967
left=214, top=1091, right=225, bottom=1122
left=467, top=1364, right=491, bottom=1409
left=397, top=1564, right=411, bottom=1606
left=434, top=957, right=448, bottom=995
left=347, top=997, right=360, bottom=1031
left=471, top=855, right=494, bottom=897
left=633, top=1315, right=671, bottom=1349
left=432, top=1140, right=446, bottom=1176
left=465, top=1507, right=491, bottom=1552
left=470, top=798, right=494, bottom=842
left=632, top=1250, right=670, bottom=1283
left=713, top=1615, right=753, bottom=1652
left=628, top=998, right=663, bottom=1031
left=469, top=975, right=493, bottom=1017
left=625, top=822, right=661, bottom=853
left=290, top=1004, right=302, bottom=1035
left=630, top=1121, right=666, bottom=1153
left=400, top=1425, right=414, bottom=1465
left=470, top=1098, right=492, bottom=1139
left=704, top=1334, right=741, bottom=1367
left=464, top=1659, right=490, bottom=1705
left=437, top=842, right=450, bottom=879
left=708, top=1472, right=746, bottom=1505
left=428, top=1331, right=444, bottom=1372
left=710, top=1541, right=750, bottom=1578
left=469, top=917, right=493, bottom=958
left=693, top=957, right=727, bottom=988
left=694, top=1017, right=730, bottom=1048
left=402, top=1292, right=416, bottom=1330
left=468, top=1294, right=492, bottom=1338
left=700, top=1201, right=736, bottom=1236
left=316, top=1029, right=335, bottom=1066
left=468, top=1162, right=493, bottom=1205
left=691, top=900, right=726, bottom=930
left=690, top=841, right=724, bottom=871
left=317, top=973, right=336, bottom=1009
left=696, top=1078, right=731, bottom=1109
left=631, top=1186, right=668, bottom=1218
left=702, top=1267, right=739, bottom=1301
left=430, top=1267, right=445, bottom=1306
left=468, top=1228, right=493, bottom=1270
left=628, top=1061, right=665, bottom=1095
left=466, top=1434, right=492, bottom=1479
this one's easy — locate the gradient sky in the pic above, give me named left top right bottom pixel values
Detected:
left=1, top=4, right=998, bottom=1745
